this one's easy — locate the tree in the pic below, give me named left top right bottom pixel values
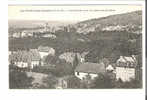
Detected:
left=91, top=73, right=115, bottom=89
left=53, top=60, right=73, bottom=77
left=42, top=75, right=58, bottom=89
left=66, top=75, right=81, bottom=89
left=72, top=54, right=79, bottom=71
left=9, top=70, right=33, bottom=89
left=44, top=55, right=59, bottom=65
left=116, top=78, right=142, bottom=88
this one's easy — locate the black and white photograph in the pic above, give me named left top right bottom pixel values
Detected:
left=8, top=4, right=143, bottom=89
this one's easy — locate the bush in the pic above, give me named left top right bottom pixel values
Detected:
left=66, top=75, right=81, bottom=89
left=115, top=78, right=142, bottom=88
left=42, top=75, right=58, bottom=89
left=53, top=60, right=74, bottom=77
left=90, top=73, right=115, bottom=89
left=9, top=70, right=34, bottom=89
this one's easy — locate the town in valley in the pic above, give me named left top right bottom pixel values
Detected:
left=9, top=10, right=142, bottom=89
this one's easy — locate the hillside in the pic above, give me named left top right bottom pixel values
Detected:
left=76, top=10, right=142, bottom=34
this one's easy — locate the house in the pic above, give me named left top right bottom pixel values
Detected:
left=106, top=64, right=114, bottom=72
left=106, top=64, right=116, bottom=80
left=21, top=30, right=34, bottom=37
left=42, top=34, right=56, bottom=39
left=75, top=62, right=105, bottom=80
left=56, top=78, right=68, bottom=89
left=21, top=31, right=28, bottom=37
left=12, top=32, right=21, bottom=38
left=115, top=55, right=137, bottom=82
left=38, top=46, right=55, bottom=59
left=14, top=61, right=28, bottom=68
left=9, top=49, right=41, bottom=69
left=10, top=50, right=30, bottom=68
left=29, top=49, right=41, bottom=69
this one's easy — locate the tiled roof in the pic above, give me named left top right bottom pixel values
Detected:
left=75, top=62, right=105, bottom=74
left=117, top=56, right=136, bottom=63
left=38, top=46, right=54, bottom=52
left=9, top=49, right=41, bottom=62
left=59, top=52, right=81, bottom=63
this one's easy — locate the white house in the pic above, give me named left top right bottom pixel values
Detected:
left=21, top=31, right=28, bottom=37
left=42, top=34, right=56, bottom=39
left=14, top=61, right=28, bottom=68
left=29, top=49, right=41, bottom=69
left=12, top=32, right=21, bottom=38
left=9, top=49, right=41, bottom=69
left=106, top=64, right=114, bottom=72
left=115, top=55, right=137, bottom=82
left=38, top=46, right=55, bottom=59
left=75, top=62, right=105, bottom=80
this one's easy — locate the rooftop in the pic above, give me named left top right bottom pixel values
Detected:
left=38, top=46, right=54, bottom=52
left=75, top=62, right=105, bottom=74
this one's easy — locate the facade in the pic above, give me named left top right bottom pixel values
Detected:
left=42, top=34, right=56, bottom=39
left=30, top=61, right=40, bottom=69
left=9, top=49, right=41, bottom=69
left=75, top=62, right=105, bottom=80
left=56, top=78, right=68, bottom=89
left=14, top=61, right=28, bottom=68
left=29, top=49, right=41, bottom=69
left=115, top=55, right=137, bottom=82
left=115, top=67, right=135, bottom=82
left=12, top=32, right=21, bottom=38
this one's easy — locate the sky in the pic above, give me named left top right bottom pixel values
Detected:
left=8, top=5, right=142, bottom=22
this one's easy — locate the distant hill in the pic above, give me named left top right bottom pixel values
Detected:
left=8, top=20, right=73, bottom=28
left=76, top=10, right=142, bottom=34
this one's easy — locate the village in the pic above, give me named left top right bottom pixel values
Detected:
left=9, top=10, right=142, bottom=89
left=9, top=43, right=142, bottom=89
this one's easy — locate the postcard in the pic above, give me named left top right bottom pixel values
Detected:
left=8, top=3, right=145, bottom=89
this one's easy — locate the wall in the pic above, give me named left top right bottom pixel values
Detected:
left=31, top=61, right=40, bottom=69
left=75, top=71, right=98, bottom=80
left=115, top=67, right=135, bottom=82
left=39, top=52, right=49, bottom=59
left=15, top=62, right=28, bottom=68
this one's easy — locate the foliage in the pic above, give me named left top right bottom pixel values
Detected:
left=53, top=60, right=74, bottom=77
left=115, top=78, right=142, bottom=88
left=9, top=70, right=33, bottom=89
left=72, top=54, right=79, bottom=71
left=41, top=75, right=58, bottom=89
left=66, top=75, right=81, bottom=89
left=90, top=73, right=115, bottom=89
left=44, top=55, right=60, bottom=65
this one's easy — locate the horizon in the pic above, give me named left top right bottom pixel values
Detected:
left=8, top=5, right=142, bottom=22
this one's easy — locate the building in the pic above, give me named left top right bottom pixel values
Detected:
left=38, top=46, right=55, bottom=59
left=75, top=62, right=105, bottom=80
left=9, top=49, right=41, bottom=69
left=9, top=50, right=30, bottom=68
left=29, top=49, right=41, bottom=69
left=56, top=78, right=68, bottom=89
left=115, top=55, right=137, bottom=82
left=14, top=61, right=28, bottom=68
left=12, top=32, right=21, bottom=38
left=106, top=64, right=116, bottom=80
left=42, top=34, right=56, bottom=39
left=106, top=64, right=114, bottom=72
